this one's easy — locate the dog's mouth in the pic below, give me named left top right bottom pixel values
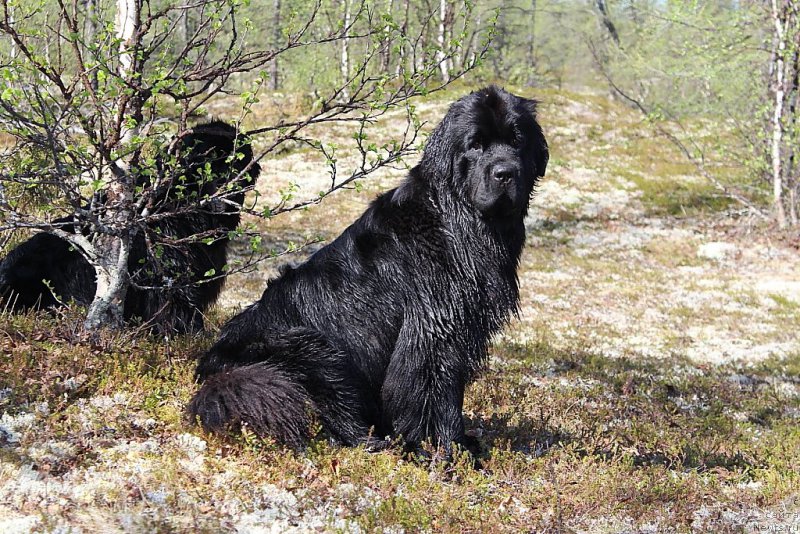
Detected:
left=478, top=194, right=521, bottom=221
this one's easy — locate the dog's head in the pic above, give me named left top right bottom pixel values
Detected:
left=420, top=86, right=548, bottom=220
left=168, top=120, right=261, bottom=202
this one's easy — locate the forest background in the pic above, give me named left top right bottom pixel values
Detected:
left=0, top=1, right=799, bottom=532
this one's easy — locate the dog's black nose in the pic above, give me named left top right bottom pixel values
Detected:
left=492, top=164, right=516, bottom=183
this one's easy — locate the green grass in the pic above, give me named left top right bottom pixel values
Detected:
left=611, top=165, right=734, bottom=217
left=1, top=312, right=797, bottom=532
left=2, top=88, right=796, bottom=532
left=770, top=293, right=800, bottom=314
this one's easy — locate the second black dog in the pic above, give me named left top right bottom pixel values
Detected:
left=0, top=121, right=260, bottom=333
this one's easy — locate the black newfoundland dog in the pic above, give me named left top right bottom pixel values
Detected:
left=188, top=87, right=549, bottom=453
left=0, top=121, right=260, bottom=333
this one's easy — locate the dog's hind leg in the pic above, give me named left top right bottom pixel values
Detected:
left=194, top=325, right=376, bottom=446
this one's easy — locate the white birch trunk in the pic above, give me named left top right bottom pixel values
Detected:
left=116, top=0, right=139, bottom=144
left=396, top=0, right=410, bottom=77
left=84, top=238, right=131, bottom=331
left=381, top=0, right=394, bottom=72
left=436, top=0, right=450, bottom=82
left=341, top=0, right=351, bottom=99
left=8, top=7, right=15, bottom=60
left=770, top=0, right=788, bottom=228
left=84, top=0, right=139, bottom=330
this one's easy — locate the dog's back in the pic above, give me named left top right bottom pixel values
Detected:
left=0, top=121, right=260, bottom=332
left=0, top=231, right=94, bottom=311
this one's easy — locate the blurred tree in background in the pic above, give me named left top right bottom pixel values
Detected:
left=248, top=0, right=798, bottom=228
left=0, top=0, right=797, bottom=330
left=0, top=0, right=487, bottom=329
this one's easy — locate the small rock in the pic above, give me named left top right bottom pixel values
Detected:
left=697, top=241, right=737, bottom=261
left=727, top=373, right=758, bottom=387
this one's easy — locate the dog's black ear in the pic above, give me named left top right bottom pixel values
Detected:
left=418, top=110, right=456, bottom=185
left=534, top=123, right=549, bottom=178
left=521, top=98, right=548, bottom=179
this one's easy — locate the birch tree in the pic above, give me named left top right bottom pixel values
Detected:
left=584, top=0, right=800, bottom=226
left=769, top=0, right=800, bottom=227
left=340, top=0, right=351, bottom=98
left=269, top=0, right=281, bottom=90
left=437, top=0, right=451, bottom=82
left=0, top=0, right=489, bottom=331
left=83, top=0, right=141, bottom=330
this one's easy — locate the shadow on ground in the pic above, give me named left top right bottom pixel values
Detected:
left=466, top=340, right=798, bottom=474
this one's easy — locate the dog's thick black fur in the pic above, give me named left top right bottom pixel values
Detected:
left=188, top=87, right=549, bottom=452
left=0, top=121, right=260, bottom=333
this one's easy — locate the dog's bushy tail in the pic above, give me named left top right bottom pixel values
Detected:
left=186, top=363, right=310, bottom=448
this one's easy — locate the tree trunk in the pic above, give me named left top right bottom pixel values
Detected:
left=83, top=236, right=131, bottom=330
left=84, top=0, right=140, bottom=330
left=595, top=0, right=620, bottom=46
left=491, top=0, right=507, bottom=79
left=380, top=0, right=394, bottom=73
left=269, top=0, right=281, bottom=90
left=85, top=0, right=99, bottom=90
left=526, top=0, right=537, bottom=86
left=396, top=0, right=410, bottom=77
left=436, top=0, right=450, bottom=82
left=786, top=6, right=799, bottom=226
left=770, top=0, right=788, bottom=228
left=8, top=6, right=15, bottom=60
left=116, top=0, right=136, bottom=88
left=179, top=3, right=197, bottom=49
left=340, top=0, right=351, bottom=99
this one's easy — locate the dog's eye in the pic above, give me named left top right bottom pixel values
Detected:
left=469, top=138, right=483, bottom=151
